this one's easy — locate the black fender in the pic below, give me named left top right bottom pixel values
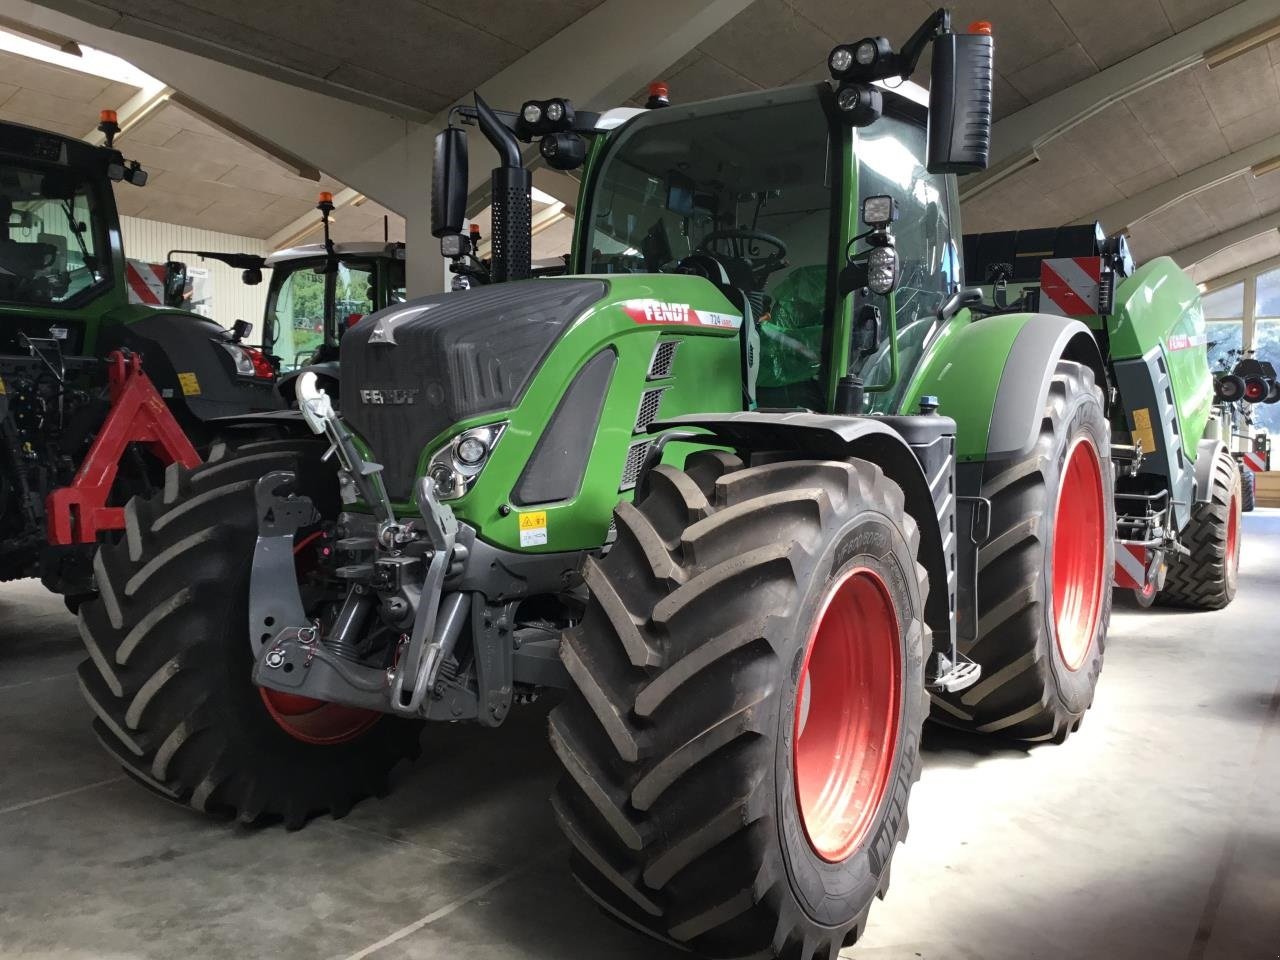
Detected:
left=277, top=361, right=340, bottom=405
left=101, top=311, right=283, bottom=425
left=653, top=410, right=958, bottom=662
left=986, top=314, right=1107, bottom=461
left=1194, top=438, right=1229, bottom=503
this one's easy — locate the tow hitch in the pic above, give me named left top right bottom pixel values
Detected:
left=45, top=350, right=201, bottom=545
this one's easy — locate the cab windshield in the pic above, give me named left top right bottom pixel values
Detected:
left=265, top=258, right=403, bottom=370
left=0, top=159, right=106, bottom=307
left=583, top=86, right=836, bottom=403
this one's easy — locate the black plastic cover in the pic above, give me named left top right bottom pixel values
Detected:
left=341, top=278, right=607, bottom=500
left=432, top=128, right=469, bottom=239
left=927, top=31, right=993, bottom=175
left=512, top=348, right=616, bottom=506
left=963, top=223, right=1107, bottom=284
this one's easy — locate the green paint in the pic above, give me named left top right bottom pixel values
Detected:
left=897, top=309, right=1024, bottom=461
left=1108, top=256, right=1212, bottom=456
left=397, top=274, right=743, bottom=552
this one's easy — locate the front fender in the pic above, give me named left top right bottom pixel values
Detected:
left=902, top=311, right=1105, bottom=462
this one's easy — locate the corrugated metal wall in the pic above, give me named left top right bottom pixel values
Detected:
left=119, top=216, right=270, bottom=332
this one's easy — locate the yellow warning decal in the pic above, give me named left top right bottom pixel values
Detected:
left=1131, top=407, right=1157, bottom=455
left=177, top=371, right=201, bottom=396
left=518, top=510, right=548, bottom=547
left=0, top=376, right=6, bottom=395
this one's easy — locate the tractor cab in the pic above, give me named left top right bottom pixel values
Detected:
left=261, top=239, right=406, bottom=370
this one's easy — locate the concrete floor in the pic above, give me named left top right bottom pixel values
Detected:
left=1, top=514, right=1278, bottom=960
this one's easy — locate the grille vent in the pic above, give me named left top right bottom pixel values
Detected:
left=648, top=340, right=678, bottom=379
left=620, top=440, right=653, bottom=491
left=634, top=387, right=667, bottom=434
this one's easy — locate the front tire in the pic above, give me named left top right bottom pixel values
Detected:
left=75, top=437, right=422, bottom=828
left=933, top=360, right=1113, bottom=743
left=1158, top=447, right=1241, bottom=610
left=549, top=451, right=929, bottom=959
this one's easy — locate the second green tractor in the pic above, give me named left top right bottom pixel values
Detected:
left=75, top=10, right=1240, bottom=959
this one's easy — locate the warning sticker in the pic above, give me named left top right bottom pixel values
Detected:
left=518, top=510, right=548, bottom=548
left=0, top=376, right=6, bottom=395
left=177, top=372, right=201, bottom=396
left=1131, top=407, right=1157, bottom=455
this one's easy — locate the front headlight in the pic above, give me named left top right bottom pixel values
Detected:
left=219, top=341, right=255, bottom=376
left=867, top=245, right=899, bottom=295
left=427, top=422, right=507, bottom=500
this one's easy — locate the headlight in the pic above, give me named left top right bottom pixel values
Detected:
left=545, top=99, right=564, bottom=122
left=828, top=46, right=853, bottom=75
left=522, top=102, right=542, bottom=125
left=219, top=341, right=255, bottom=376
left=855, top=39, right=878, bottom=65
left=867, top=245, right=898, bottom=295
left=427, top=422, right=507, bottom=500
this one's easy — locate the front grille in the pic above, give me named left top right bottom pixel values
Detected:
left=634, top=387, right=666, bottom=434
left=648, top=340, right=678, bottom=379
left=620, top=440, right=653, bottom=491
left=341, top=278, right=606, bottom=500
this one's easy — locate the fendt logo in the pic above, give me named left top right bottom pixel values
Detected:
left=620, top=298, right=742, bottom=329
left=359, top=388, right=419, bottom=405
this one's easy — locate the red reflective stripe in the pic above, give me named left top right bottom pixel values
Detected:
left=1040, top=260, right=1096, bottom=316
left=126, top=263, right=160, bottom=304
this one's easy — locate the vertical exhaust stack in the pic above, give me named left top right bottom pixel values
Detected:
left=475, top=94, right=532, bottom=283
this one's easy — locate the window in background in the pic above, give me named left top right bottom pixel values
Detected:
left=1253, top=268, right=1280, bottom=435
left=1202, top=281, right=1244, bottom=372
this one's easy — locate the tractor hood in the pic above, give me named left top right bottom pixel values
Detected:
left=342, top=278, right=608, bottom=500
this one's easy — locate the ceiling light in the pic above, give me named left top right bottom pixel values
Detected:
left=1204, top=15, right=1280, bottom=69
left=1250, top=155, right=1280, bottom=178
left=0, top=27, right=162, bottom=91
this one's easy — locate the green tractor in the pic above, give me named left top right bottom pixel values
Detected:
left=163, top=192, right=408, bottom=404
left=0, top=112, right=283, bottom=600
left=76, top=10, right=1239, bottom=958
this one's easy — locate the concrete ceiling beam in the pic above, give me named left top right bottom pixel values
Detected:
left=961, top=0, right=1280, bottom=203
left=1170, top=212, right=1280, bottom=268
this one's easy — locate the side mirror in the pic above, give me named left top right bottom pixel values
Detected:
left=242, top=266, right=263, bottom=285
left=927, top=27, right=994, bottom=174
left=163, top=260, right=188, bottom=307
left=432, top=127, right=469, bottom=238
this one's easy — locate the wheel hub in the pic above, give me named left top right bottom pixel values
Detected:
left=793, top=567, right=901, bottom=863
left=1051, top=438, right=1106, bottom=671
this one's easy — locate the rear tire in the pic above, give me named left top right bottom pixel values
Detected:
left=75, top=437, right=422, bottom=828
left=932, top=360, right=1113, bottom=743
left=1240, top=463, right=1255, bottom=513
left=1158, top=447, right=1241, bottom=610
left=549, top=451, right=929, bottom=959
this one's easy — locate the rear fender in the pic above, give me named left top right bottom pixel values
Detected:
left=1194, top=438, right=1228, bottom=504
left=904, top=312, right=1105, bottom=462
left=653, top=411, right=958, bottom=663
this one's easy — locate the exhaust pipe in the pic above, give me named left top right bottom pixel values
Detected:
left=475, top=93, right=531, bottom=283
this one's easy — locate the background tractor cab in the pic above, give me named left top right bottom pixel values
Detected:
left=0, top=111, right=282, bottom=599
left=163, top=193, right=407, bottom=403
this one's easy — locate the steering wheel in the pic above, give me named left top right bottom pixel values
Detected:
left=694, top=229, right=788, bottom=286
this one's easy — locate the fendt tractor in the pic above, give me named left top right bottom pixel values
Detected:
left=0, top=112, right=282, bottom=603
left=76, top=11, right=1240, bottom=959
left=163, top=191, right=408, bottom=403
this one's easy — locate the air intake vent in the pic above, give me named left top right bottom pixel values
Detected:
left=634, top=387, right=667, bottom=434
left=648, top=340, right=678, bottom=379
left=620, top=440, right=653, bottom=491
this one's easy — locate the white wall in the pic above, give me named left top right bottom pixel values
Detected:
left=119, top=216, right=270, bottom=331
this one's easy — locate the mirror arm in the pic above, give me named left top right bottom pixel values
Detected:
left=894, top=8, right=950, bottom=79
left=937, top=286, right=984, bottom=323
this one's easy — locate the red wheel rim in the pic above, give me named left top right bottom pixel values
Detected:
left=1227, top=490, right=1240, bottom=575
left=1052, top=438, right=1106, bottom=671
left=260, top=688, right=381, bottom=745
left=258, top=532, right=381, bottom=746
left=793, top=567, right=901, bottom=863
